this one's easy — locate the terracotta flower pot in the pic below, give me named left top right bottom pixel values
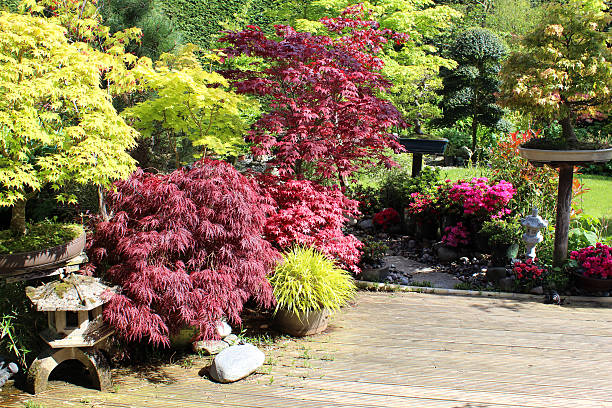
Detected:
left=573, top=272, right=612, bottom=293
left=0, top=230, right=86, bottom=275
left=275, top=309, right=330, bottom=337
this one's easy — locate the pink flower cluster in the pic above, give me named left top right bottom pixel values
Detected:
left=405, top=193, right=436, bottom=217
left=571, top=243, right=612, bottom=279
left=373, top=208, right=400, bottom=230
left=513, top=258, right=545, bottom=281
left=442, top=222, right=469, bottom=248
left=448, top=177, right=515, bottom=219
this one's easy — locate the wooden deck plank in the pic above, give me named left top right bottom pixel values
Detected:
left=5, top=291, right=612, bottom=408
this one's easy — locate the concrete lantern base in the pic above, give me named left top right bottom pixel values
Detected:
left=26, top=347, right=112, bottom=394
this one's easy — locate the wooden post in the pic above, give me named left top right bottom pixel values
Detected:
left=411, top=153, right=423, bottom=177
left=553, top=164, right=574, bottom=267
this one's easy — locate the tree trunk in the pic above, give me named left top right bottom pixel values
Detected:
left=10, top=198, right=27, bottom=236
left=553, top=164, right=574, bottom=267
left=411, top=153, right=423, bottom=177
left=414, top=119, right=423, bottom=136
left=471, top=117, right=478, bottom=154
left=98, top=186, right=110, bottom=222
left=560, top=116, right=577, bottom=147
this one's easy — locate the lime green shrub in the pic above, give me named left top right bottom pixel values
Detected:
left=269, top=247, right=355, bottom=315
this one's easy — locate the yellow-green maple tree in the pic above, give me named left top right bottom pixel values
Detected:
left=123, top=45, right=256, bottom=167
left=500, top=0, right=611, bottom=145
left=0, top=12, right=139, bottom=235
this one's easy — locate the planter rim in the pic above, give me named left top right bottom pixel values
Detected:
left=0, top=227, right=85, bottom=257
left=399, top=137, right=449, bottom=142
left=0, top=230, right=86, bottom=274
left=518, top=146, right=612, bottom=164
left=399, top=138, right=449, bottom=154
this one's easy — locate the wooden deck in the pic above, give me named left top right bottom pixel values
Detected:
left=5, top=291, right=612, bottom=408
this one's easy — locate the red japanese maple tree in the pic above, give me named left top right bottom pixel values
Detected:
left=88, top=160, right=278, bottom=346
left=221, top=6, right=408, bottom=180
left=257, top=174, right=363, bottom=274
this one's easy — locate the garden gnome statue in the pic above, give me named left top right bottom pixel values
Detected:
left=521, top=208, right=548, bottom=259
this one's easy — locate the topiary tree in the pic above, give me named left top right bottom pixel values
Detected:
left=438, top=27, right=507, bottom=153
left=0, top=12, right=139, bottom=236
left=499, top=0, right=611, bottom=267
left=88, top=159, right=278, bottom=346
left=499, top=0, right=611, bottom=147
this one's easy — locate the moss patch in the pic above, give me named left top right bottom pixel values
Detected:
left=0, top=221, right=83, bottom=255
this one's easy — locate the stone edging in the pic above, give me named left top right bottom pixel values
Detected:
left=355, top=280, right=612, bottom=306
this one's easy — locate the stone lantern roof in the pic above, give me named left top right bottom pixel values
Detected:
left=26, top=274, right=116, bottom=312
left=521, top=207, right=549, bottom=229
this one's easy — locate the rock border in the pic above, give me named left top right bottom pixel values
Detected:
left=355, top=280, right=612, bottom=306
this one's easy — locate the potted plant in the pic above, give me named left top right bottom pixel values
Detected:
left=569, top=243, right=612, bottom=292
left=500, top=0, right=612, bottom=266
left=479, top=219, right=521, bottom=266
left=269, top=247, right=355, bottom=337
left=0, top=13, right=138, bottom=275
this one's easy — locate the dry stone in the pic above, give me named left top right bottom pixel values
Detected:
left=209, top=344, right=264, bottom=383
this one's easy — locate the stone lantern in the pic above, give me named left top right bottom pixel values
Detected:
left=521, top=208, right=548, bottom=259
left=25, top=274, right=117, bottom=394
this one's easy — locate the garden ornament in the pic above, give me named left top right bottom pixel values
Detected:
left=24, top=274, right=116, bottom=394
left=0, top=358, right=18, bottom=388
left=521, top=208, right=548, bottom=259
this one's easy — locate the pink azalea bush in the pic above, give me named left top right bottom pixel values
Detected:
left=442, top=222, right=470, bottom=248
left=512, top=258, right=546, bottom=291
left=446, top=177, right=515, bottom=219
left=570, top=243, right=612, bottom=279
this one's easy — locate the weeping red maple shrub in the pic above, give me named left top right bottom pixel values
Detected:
left=88, top=159, right=279, bottom=346
left=257, top=174, right=363, bottom=274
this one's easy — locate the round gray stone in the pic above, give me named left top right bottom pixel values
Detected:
left=436, top=246, right=459, bottom=263
left=209, top=344, right=265, bottom=383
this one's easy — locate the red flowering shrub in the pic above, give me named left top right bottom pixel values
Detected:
left=373, top=208, right=400, bottom=230
left=89, top=160, right=278, bottom=346
left=513, top=258, right=546, bottom=283
left=405, top=193, right=437, bottom=219
left=257, top=174, right=362, bottom=274
left=570, top=243, right=612, bottom=279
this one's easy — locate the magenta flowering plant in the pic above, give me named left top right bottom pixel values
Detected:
left=447, top=177, right=516, bottom=220
left=513, top=258, right=546, bottom=284
left=570, top=243, right=612, bottom=279
left=442, top=222, right=470, bottom=248
left=405, top=192, right=437, bottom=220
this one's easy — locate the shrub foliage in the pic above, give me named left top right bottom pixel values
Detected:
left=89, top=160, right=278, bottom=346
left=258, top=174, right=362, bottom=274
left=221, top=8, right=408, bottom=180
